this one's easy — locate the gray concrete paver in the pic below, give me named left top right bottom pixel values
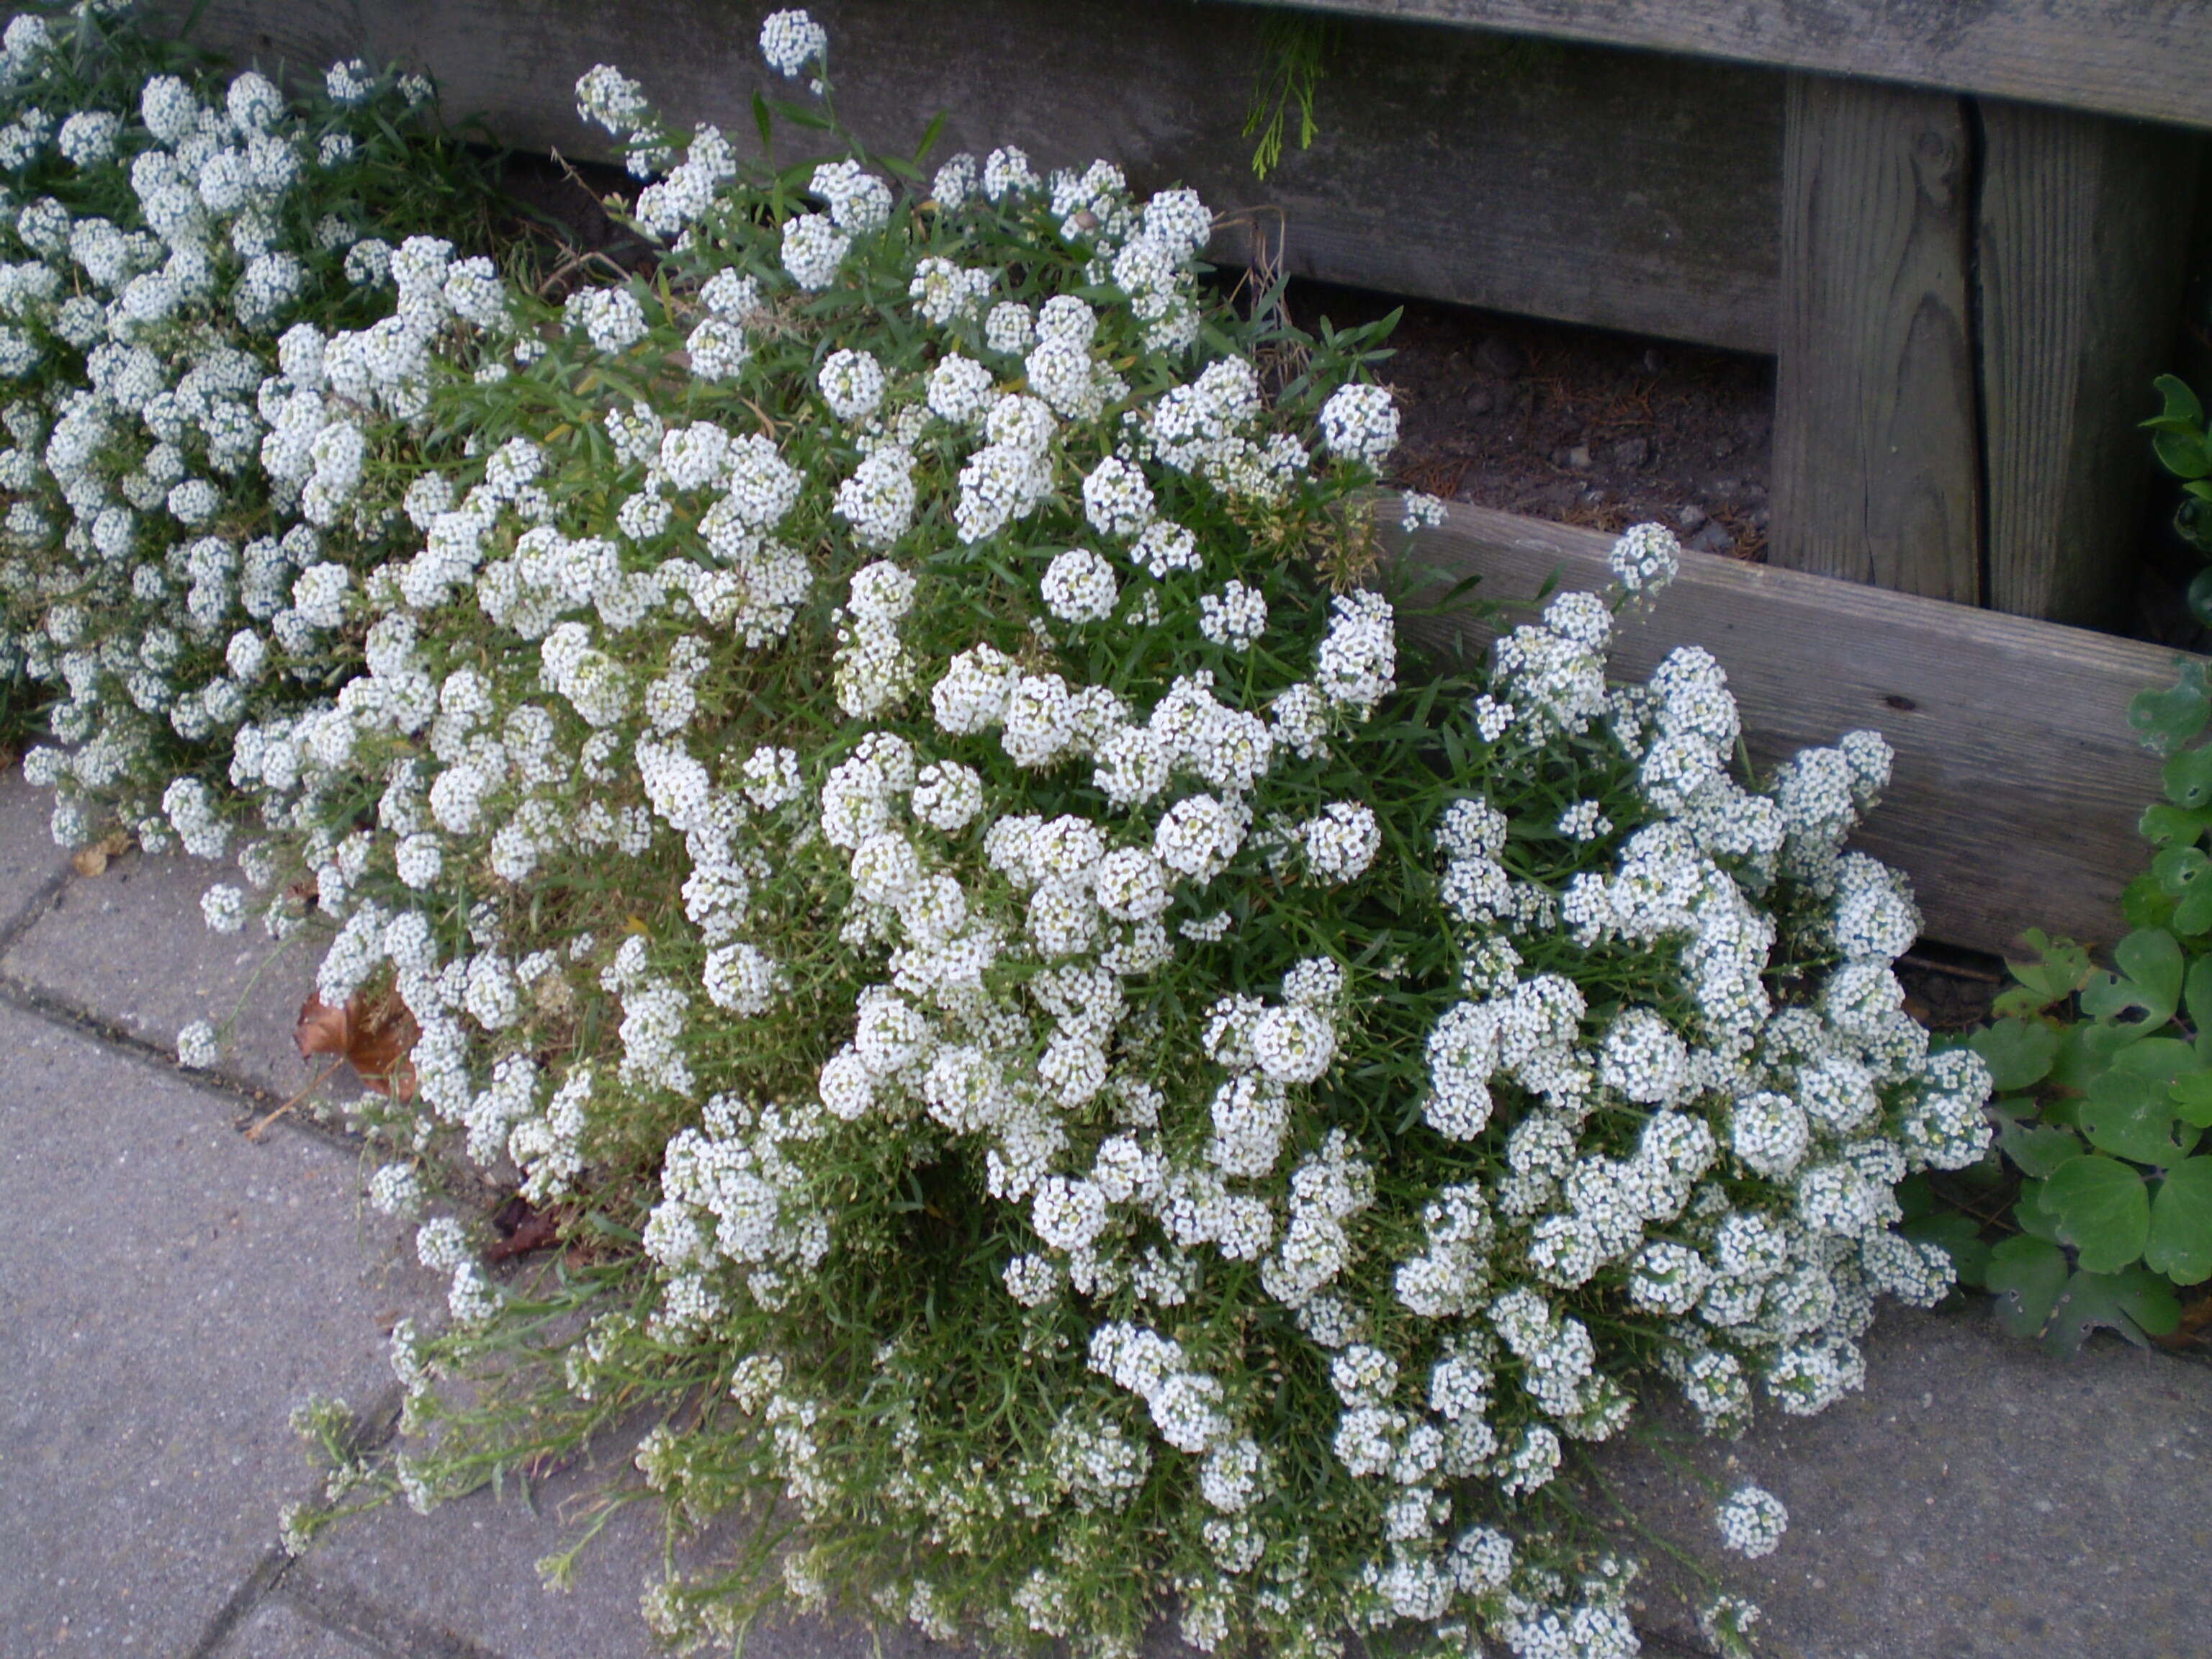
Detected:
left=0, top=767, right=71, bottom=938
left=1604, top=1306, right=2212, bottom=1659
left=0, top=1002, right=433, bottom=1658
left=1, top=844, right=324, bottom=1100
left=291, top=1451, right=948, bottom=1659
left=215, top=1595, right=389, bottom=1659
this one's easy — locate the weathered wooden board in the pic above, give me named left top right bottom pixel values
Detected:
left=1247, top=0, right=2212, bottom=130
left=153, top=0, right=1784, bottom=352
left=1977, top=102, right=2205, bottom=627
left=1770, top=77, right=1981, bottom=603
left=1398, top=503, right=2187, bottom=958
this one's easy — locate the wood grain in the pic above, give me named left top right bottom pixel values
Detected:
left=1770, top=76, right=1981, bottom=603
left=1242, top=0, right=2212, bottom=130
left=153, top=0, right=1784, bottom=351
left=1398, top=503, right=2190, bottom=958
left=1977, top=102, right=2204, bottom=626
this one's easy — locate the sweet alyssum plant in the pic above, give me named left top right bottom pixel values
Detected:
left=2, top=9, right=1993, bottom=1657
left=0, top=1, right=495, bottom=843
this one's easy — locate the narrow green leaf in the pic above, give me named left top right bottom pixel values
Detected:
left=914, top=109, right=947, bottom=168
left=2041, top=1155, right=2151, bottom=1273
left=2145, top=1157, right=2212, bottom=1284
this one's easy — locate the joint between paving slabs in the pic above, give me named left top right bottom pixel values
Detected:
left=179, top=1382, right=512, bottom=1659
left=0, top=970, right=365, bottom=1158
left=0, top=851, right=74, bottom=960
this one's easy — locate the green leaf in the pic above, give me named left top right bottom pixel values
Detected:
left=1902, top=1213, right=1989, bottom=1290
left=1986, top=1234, right=2067, bottom=1338
left=2141, top=801, right=2212, bottom=848
left=1998, top=928, right=2094, bottom=1012
left=2078, top=1039, right=2200, bottom=1164
left=2128, top=665, right=2211, bottom=755
left=2154, top=429, right=2212, bottom=480
left=2121, top=871, right=2180, bottom=932
left=2170, top=1069, right=2212, bottom=1128
left=2015, top=1176, right=2064, bottom=1243
left=1997, top=1115, right=2083, bottom=1179
left=2149, top=373, right=2206, bottom=430
left=2146, top=1158, right=2212, bottom=1285
left=2154, top=845, right=2212, bottom=935
left=2041, top=1267, right=2182, bottom=1353
left=1968, top=1018, right=2058, bottom=1092
left=2189, top=568, right=2212, bottom=634
left=2188, top=955, right=2212, bottom=1035
left=752, top=90, right=773, bottom=152
left=2167, top=747, right=2212, bottom=811
left=2041, top=1155, right=2151, bottom=1273
left=913, top=109, right=947, bottom=168
left=2078, top=927, right=2182, bottom=1032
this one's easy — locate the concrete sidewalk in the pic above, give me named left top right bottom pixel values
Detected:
left=0, top=765, right=2206, bottom=1659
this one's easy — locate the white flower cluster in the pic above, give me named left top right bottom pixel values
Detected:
left=4, top=19, right=1984, bottom=1659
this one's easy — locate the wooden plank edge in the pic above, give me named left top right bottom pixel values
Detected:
left=1395, top=503, right=2198, bottom=958
left=1237, top=0, right=2212, bottom=130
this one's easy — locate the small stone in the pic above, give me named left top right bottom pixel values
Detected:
left=1689, top=523, right=1736, bottom=555
left=1476, top=334, right=1526, bottom=379
left=1611, top=436, right=1651, bottom=470
left=1580, top=487, right=1607, bottom=508
left=1713, top=434, right=1737, bottom=458
left=1640, top=347, right=1667, bottom=376
left=1565, top=444, right=1593, bottom=472
left=1676, top=503, right=1709, bottom=532
left=1464, top=384, right=1497, bottom=416
left=1749, top=507, right=1771, bottom=531
left=1710, top=477, right=1743, bottom=503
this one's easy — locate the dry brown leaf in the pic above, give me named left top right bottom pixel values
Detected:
left=294, top=989, right=419, bottom=1100
left=70, top=830, right=131, bottom=878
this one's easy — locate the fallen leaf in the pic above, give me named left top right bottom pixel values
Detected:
left=294, top=989, right=418, bottom=1100
left=485, top=1195, right=562, bottom=1262
left=70, top=830, right=131, bottom=878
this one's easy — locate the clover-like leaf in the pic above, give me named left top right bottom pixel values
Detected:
left=2129, top=665, right=2212, bottom=755
left=1985, top=1234, right=2067, bottom=1338
left=2041, top=1267, right=2182, bottom=1354
left=2014, top=1176, right=2064, bottom=1244
left=1902, top=1213, right=1987, bottom=1290
left=2166, top=747, right=2212, bottom=811
left=2140, top=802, right=2212, bottom=849
left=1968, top=1018, right=2057, bottom=1092
left=2078, top=927, right=2182, bottom=1033
left=2170, top=1069, right=2212, bottom=1129
left=1997, top=928, right=2094, bottom=1015
left=1997, top=1115, right=2082, bottom=1179
left=2146, top=373, right=2206, bottom=432
left=2154, top=845, right=2212, bottom=935
left=2154, top=428, right=2212, bottom=482
left=2040, top=1154, right=2151, bottom=1273
left=2145, top=1158, right=2212, bottom=1285
left=2078, top=1039, right=2200, bottom=1166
